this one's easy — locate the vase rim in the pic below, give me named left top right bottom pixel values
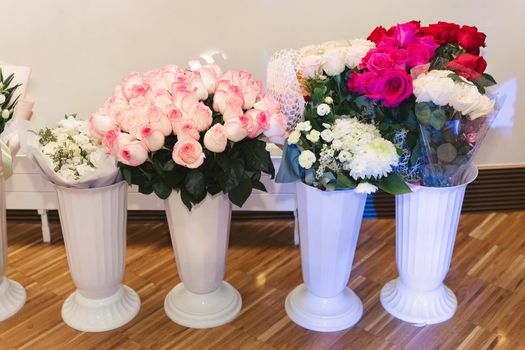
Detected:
left=413, top=164, right=479, bottom=192
left=54, top=180, right=127, bottom=193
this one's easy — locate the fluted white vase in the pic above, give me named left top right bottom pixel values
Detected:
left=164, top=192, right=241, bottom=328
left=0, top=176, right=26, bottom=321
left=285, top=183, right=367, bottom=332
left=380, top=164, right=478, bottom=325
left=56, top=181, right=140, bottom=332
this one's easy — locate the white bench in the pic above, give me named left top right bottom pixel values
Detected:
left=6, top=151, right=299, bottom=244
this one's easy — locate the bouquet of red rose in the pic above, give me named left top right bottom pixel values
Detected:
left=345, top=21, right=499, bottom=186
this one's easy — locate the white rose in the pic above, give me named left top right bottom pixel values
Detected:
left=316, top=103, right=331, bottom=116
left=299, top=55, right=322, bottom=79
left=1, top=109, right=10, bottom=120
left=298, top=150, right=316, bottom=169
left=0, top=94, right=5, bottom=104
left=344, top=44, right=373, bottom=69
left=414, top=74, right=456, bottom=106
left=322, top=49, right=346, bottom=76
left=469, top=95, right=495, bottom=119
left=324, top=96, right=333, bottom=104
left=355, top=182, right=378, bottom=194
left=287, top=130, right=301, bottom=145
left=296, top=121, right=312, bottom=132
left=320, top=129, right=334, bottom=142
left=451, top=84, right=481, bottom=115
left=306, top=130, right=320, bottom=143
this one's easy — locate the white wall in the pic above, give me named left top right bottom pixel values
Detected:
left=1, top=0, right=523, bottom=166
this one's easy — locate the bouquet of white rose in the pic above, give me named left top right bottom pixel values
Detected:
left=28, top=114, right=119, bottom=188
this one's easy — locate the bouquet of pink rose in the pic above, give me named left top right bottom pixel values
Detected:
left=90, top=64, right=287, bottom=209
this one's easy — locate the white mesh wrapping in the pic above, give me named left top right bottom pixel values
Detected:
left=266, top=49, right=305, bottom=133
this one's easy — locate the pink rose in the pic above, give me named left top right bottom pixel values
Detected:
left=253, top=94, right=281, bottom=115
left=392, top=21, right=421, bottom=48
left=407, top=38, right=438, bottom=68
left=172, top=138, right=205, bottom=169
left=102, top=130, right=118, bottom=154
left=152, top=90, right=173, bottom=113
left=117, top=141, right=149, bottom=167
left=213, top=84, right=244, bottom=117
left=117, top=132, right=133, bottom=148
left=188, top=102, right=213, bottom=131
left=389, top=49, right=409, bottom=70
left=366, top=52, right=393, bottom=73
left=174, top=119, right=200, bottom=140
left=121, top=71, right=145, bottom=100
left=138, top=124, right=165, bottom=152
left=355, top=71, right=382, bottom=99
left=186, top=71, right=208, bottom=100
left=128, top=95, right=148, bottom=109
left=238, top=71, right=263, bottom=109
left=203, top=124, right=228, bottom=153
left=167, top=107, right=184, bottom=133
left=223, top=117, right=250, bottom=142
left=263, top=113, right=288, bottom=144
left=172, top=85, right=199, bottom=112
left=89, top=112, right=116, bottom=136
left=148, top=106, right=173, bottom=136
left=196, top=65, right=222, bottom=94
left=244, top=109, right=268, bottom=138
left=377, top=69, right=413, bottom=107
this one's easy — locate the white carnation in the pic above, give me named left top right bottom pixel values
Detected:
left=298, top=150, right=316, bottom=169
left=316, top=103, right=331, bottom=116
left=343, top=41, right=374, bottom=69
left=413, top=70, right=456, bottom=106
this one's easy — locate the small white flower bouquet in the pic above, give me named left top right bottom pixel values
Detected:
left=28, top=114, right=119, bottom=188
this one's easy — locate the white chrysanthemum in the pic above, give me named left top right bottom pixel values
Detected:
left=349, top=138, right=399, bottom=180
left=287, top=130, right=301, bottom=145
left=355, top=182, right=378, bottom=194
left=298, top=150, right=316, bottom=169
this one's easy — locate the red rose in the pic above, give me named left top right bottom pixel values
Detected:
left=368, top=26, right=388, bottom=44
left=421, top=21, right=460, bottom=44
left=458, top=25, right=486, bottom=54
left=446, top=53, right=487, bottom=81
left=377, top=69, right=413, bottom=107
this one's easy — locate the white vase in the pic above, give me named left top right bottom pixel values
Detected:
left=56, top=181, right=140, bottom=332
left=164, top=192, right=241, bottom=328
left=285, top=183, right=367, bottom=332
left=0, top=177, right=26, bottom=321
left=380, top=164, right=478, bottom=325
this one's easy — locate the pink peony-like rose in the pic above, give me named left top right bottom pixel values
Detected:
left=138, top=124, right=165, bottom=152
left=90, top=112, right=116, bottom=136
left=263, top=113, right=288, bottom=144
left=203, top=123, right=228, bottom=153
left=188, top=102, right=213, bottom=131
left=174, top=119, right=200, bottom=140
left=244, top=109, right=269, bottom=138
left=172, top=138, right=205, bottom=169
left=118, top=141, right=149, bottom=166
left=223, top=117, right=250, bottom=142
left=377, top=69, right=413, bottom=107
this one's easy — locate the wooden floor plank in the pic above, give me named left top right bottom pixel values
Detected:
left=0, top=211, right=524, bottom=349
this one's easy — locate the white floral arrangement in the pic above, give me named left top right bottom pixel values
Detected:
left=288, top=117, right=399, bottom=194
left=413, top=69, right=495, bottom=119
left=298, top=39, right=375, bottom=78
left=29, top=114, right=119, bottom=188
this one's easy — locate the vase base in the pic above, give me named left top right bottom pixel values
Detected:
left=285, top=284, right=363, bottom=332
left=164, top=281, right=242, bottom=328
left=62, top=284, right=141, bottom=332
left=380, top=278, right=457, bottom=325
left=0, top=278, right=27, bottom=321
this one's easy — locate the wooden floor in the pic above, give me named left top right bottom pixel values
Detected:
left=1, top=211, right=525, bottom=350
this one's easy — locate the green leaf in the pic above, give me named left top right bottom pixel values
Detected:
left=184, top=170, right=207, bottom=202
left=415, top=102, right=432, bottom=125
left=152, top=181, right=172, bottom=199
left=312, top=86, right=326, bottom=105
left=180, top=188, right=194, bottom=210
left=430, top=109, right=447, bottom=130
left=224, top=160, right=246, bottom=192
left=163, top=160, right=176, bottom=172
left=335, top=173, right=356, bottom=189
left=252, top=180, right=267, bottom=192
left=410, top=141, right=421, bottom=166
left=228, top=179, right=253, bottom=208
left=122, top=168, right=132, bottom=185
left=476, top=73, right=497, bottom=88
left=378, top=173, right=411, bottom=195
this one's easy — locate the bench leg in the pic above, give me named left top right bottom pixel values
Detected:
left=38, top=209, right=51, bottom=243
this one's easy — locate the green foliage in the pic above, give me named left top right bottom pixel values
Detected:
left=0, top=68, right=23, bottom=134
left=119, top=135, right=274, bottom=210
